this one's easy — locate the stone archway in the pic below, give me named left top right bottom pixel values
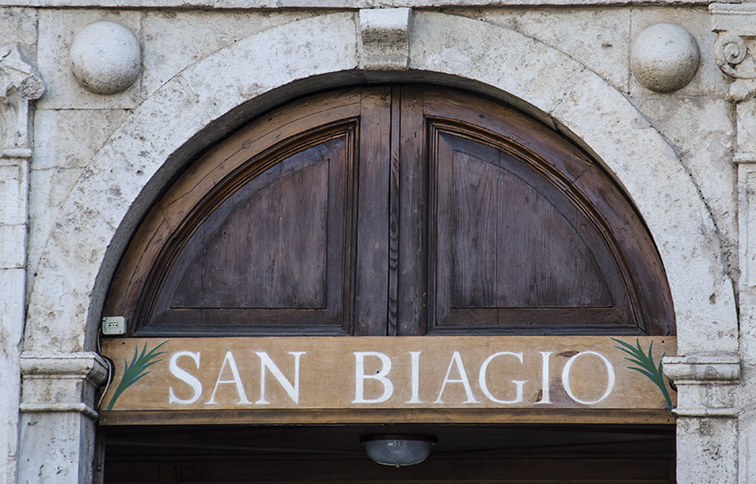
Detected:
left=19, top=9, right=737, bottom=483
left=25, top=11, right=736, bottom=355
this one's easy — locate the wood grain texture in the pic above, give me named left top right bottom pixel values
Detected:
left=353, top=88, right=392, bottom=336
left=103, top=86, right=674, bottom=338
left=397, top=85, right=427, bottom=336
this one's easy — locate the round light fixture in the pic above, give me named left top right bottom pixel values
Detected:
left=361, top=434, right=437, bottom=467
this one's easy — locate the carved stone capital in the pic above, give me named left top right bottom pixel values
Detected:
left=663, top=355, right=740, bottom=385
left=20, top=351, right=109, bottom=384
left=0, top=44, right=44, bottom=159
left=20, top=352, right=109, bottom=421
left=664, top=355, right=740, bottom=418
left=711, top=3, right=756, bottom=85
left=359, top=8, right=412, bottom=71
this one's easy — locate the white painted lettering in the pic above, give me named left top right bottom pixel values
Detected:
left=478, top=351, right=526, bottom=404
left=169, top=351, right=202, bottom=405
left=353, top=352, right=394, bottom=404
left=535, top=351, right=552, bottom=404
left=255, top=351, right=305, bottom=404
left=407, top=351, right=422, bottom=404
left=561, top=351, right=616, bottom=405
left=434, top=351, right=478, bottom=404
left=206, top=351, right=251, bottom=405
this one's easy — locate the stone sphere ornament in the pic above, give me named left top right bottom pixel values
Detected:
left=630, top=23, right=700, bottom=93
left=70, top=21, right=141, bottom=95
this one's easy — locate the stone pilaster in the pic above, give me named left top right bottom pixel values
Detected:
left=664, top=356, right=740, bottom=482
left=18, top=352, right=108, bottom=483
left=710, top=4, right=756, bottom=482
left=0, top=44, right=43, bottom=484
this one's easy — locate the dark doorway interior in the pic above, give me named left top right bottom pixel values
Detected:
left=103, top=423, right=675, bottom=483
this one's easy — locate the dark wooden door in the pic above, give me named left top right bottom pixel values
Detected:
left=104, top=86, right=674, bottom=337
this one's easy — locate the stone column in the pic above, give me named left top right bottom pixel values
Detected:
left=710, top=4, right=756, bottom=483
left=0, top=44, right=43, bottom=484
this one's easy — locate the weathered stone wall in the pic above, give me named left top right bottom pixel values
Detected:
left=0, top=2, right=749, bottom=482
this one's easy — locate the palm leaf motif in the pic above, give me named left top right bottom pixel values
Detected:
left=610, top=337, right=673, bottom=409
left=106, top=341, right=169, bottom=411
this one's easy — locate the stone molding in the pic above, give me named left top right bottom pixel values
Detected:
left=19, top=403, right=99, bottom=421
left=0, top=44, right=44, bottom=160
left=663, top=355, right=741, bottom=384
left=359, top=8, right=412, bottom=71
left=20, top=351, right=109, bottom=384
left=664, top=355, right=740, bottom=418
left=0, top=0, right=716, bottom=7
left=20, top=352, right=108, bottom=421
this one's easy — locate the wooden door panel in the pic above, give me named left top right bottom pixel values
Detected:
left=430, top=128, right=629, bottom=332
left=169, top=142, right=332, bottom=311
left=145, top=130, right=354, bottom=333
left=104, top=86, right=674, bottom=337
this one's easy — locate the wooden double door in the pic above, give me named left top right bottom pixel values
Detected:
left=105, top=86, right=673, bottom=338
left=102, top=86, right=676, bottom=483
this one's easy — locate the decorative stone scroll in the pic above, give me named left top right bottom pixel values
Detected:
left=0, top=44, right=44, bottom=159
left=711, top=3, right=756, bottom=286
left=712, top=4, right=756, bottom=80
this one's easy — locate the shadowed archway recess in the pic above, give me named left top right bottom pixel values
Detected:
left=103, top=86, right=674, bottom=337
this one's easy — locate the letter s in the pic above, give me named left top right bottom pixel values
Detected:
left=169, top=351, right=202, bottom=404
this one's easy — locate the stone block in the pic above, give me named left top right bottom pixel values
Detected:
left=141, top=10, right=317, bottom=99
left=179, top=12, right=358, bottom=116
left=410, top=11, right=586, bottom=118
left=739, top=409, right=756, bottom=483
left=32, top=109, right=129, bottom=171
left=36, top=9, right=143, bottom=110
left=460, top=8, right=632, bottom=93
left=736, top=98, right=756, bottom=154
left=677, top=417, right=738, bottom=483
left=18, top=412, right=97, bottom=484
left=0, top=8, right=37, bottom=58
left=0, top=163, right=27, bottom=226
left=0, top=224, right=26, bottom=269
left=631, top=95, right=737, bottom=274
left=0, top=268, right=24, bottom=332
left=26, top=166, right=84, bottom=296
left=0, top=268, right=24, bottom=484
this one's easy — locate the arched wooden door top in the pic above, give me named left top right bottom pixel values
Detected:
left=103, top=86, right=675, bottom=337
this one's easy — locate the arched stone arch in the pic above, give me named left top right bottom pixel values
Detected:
left=25, top=11, right=736, bottom=359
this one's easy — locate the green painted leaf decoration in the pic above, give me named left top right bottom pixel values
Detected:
left=610, top=337, right=673, bottom=409
left=106, top=340, right=169, bottom=411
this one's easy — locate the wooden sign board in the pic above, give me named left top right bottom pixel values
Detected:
left=99, top=336, right=676, bottom=425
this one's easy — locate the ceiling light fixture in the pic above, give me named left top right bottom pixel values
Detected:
left=360, top=434, right=437, bottom=467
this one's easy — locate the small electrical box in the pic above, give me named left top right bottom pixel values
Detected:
left=101, top=316, right=127, bottom=335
